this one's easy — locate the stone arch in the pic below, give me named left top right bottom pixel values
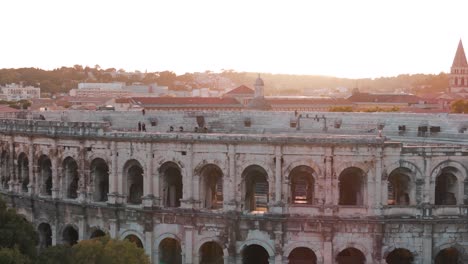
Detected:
left=61, top=224, right=79, bottom=246
left=124, top=234, right=144, bottom=248
left=38, top=154, right=52, bottom=196
left=284, top=242, right=323, bottom=263
left=37, top=222, right=52, bottom=249
left=384, top=160, right=423, bottom=181
left=431, top=161, right=467, bottom=205
left=120, top=229, right=145, bottom=248
left=238, top=239, right=275, bottom=257
left=384, top=247, right=414, bottom=264
left=241, top=165, right=269, bottom=212
left=288, top=247, right=318, bottom=264
left=336, top=247, right=366, bottom=264
left=123, top=159, right=144, bottom=204
left=157, top=234, right=182, bottom=264
left=159, top=161, right=183, bottom=208
left=90, top=158, right=109, bottom=202
left=384, top=160, right=423, bottom=205
left=283, top=159, right=323, bottom=179
left=334, top=243, right=369, bottom=263
left=430, top=160, right=467, bottom=182
left=433, top=242, right=466, bottom=263
left=17, top=152, right=29, bottom=193
left=334, top=161, right=372, bottom=179
left=0, top=149, right=10, bottom=190
left=198, top=240, right=224, bottom=264
left=288, top=165, right=317, bottom=205
left=89, top=227, right=107, bottom=239
left=434, top=244, right=464, bottom=264
left=197, top=163, right=224, bottom=209
left=338, top=167, right=367, bottom=206
left=62, top=156, right=79, bottom=199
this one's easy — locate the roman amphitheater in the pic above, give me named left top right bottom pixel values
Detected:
left=1, top=109, right=468, bottom=264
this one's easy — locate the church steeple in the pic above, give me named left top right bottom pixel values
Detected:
left=452, top=39, right=468, bottom=67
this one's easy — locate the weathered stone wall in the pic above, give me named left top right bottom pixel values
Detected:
left=0, top=113, right=468, bottom=263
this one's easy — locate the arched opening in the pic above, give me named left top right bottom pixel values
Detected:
left=125, top=160, right=144, bottom=205
left=288, top=247, right=317, bottom=264
left=62, top=157, right=79, bottom=199
left=38, top=155, right=52, bottom=196
left=435, top=247, right=460, bottom=264
left=160, top=162, right=183, bottom=208
left=336, top=247, right=366, bottom=264
left=91, top=158, right=109, bottom=202
left=289, top=166, right=315, bottom=204
left=124, top=234, right=143, bottom=248
left=388, top=168, right=412, bottom=205
left=0, top=151, right=10, bottom=190
left=38, top=223, right=52, bottom=249
left=339, top=167, right=366, bottom=206
left=435, top=167, right=459, bottom=205
left=62, top=225, right=78, bottom=246
left=199, top=164, right=223, bottom=209
left=90, top=229, right=106, bottom=239
left=242, top=165, right=269, bottom=212
left=386, top=248, right=413, bottom=264
left=242, top=244, right=269, bottom=264
left=200, top=241, right=223, bottom=264
left=17, top=153, right=29, bottom=193
left=159, top=238, right=182, bottom=264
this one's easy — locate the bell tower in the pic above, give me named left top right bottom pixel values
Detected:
left=449, top=39, right=468, bottom=95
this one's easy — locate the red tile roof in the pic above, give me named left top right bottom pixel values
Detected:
left=224, top=85, right=254, bottom=95
left=115, top=98, right=132, bottom=103
left=0, top=105, right=21, bottom=112
left=267, top=98, right=352, bottom=105
left=347, top=93, right=422, bottom=104
left=132, top=97, right=242, bottom=108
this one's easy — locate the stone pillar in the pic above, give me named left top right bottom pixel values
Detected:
left=144, top=230, right=153, bottom=262
left=422, top=224, right=433, bottom=264
left=108, top=219, right=118, bottom=238
left=78, top=143, right=87, bottom=202
left=224, top=144, right=237, bottom=211
left=367, top=165, right=375, bottom=209
left=51, top=141, right=60, bottom=199
left=324, top=150, right=334, bottom=216
left=27, top=139, right=34, bottom=195
left=181, top=144, right=194, bottom=209
left=107, top=141, right=119, bottom=204
left=374, top=148, right=383, bottom=213
left=8, top=138, right=15, bottom=192
left=322, top=225, right=334, bottom=264
left=184, top=226, right=193, bottom=264
left=271, top=146, right=283, bottom=213
left=274, top=230, right=283, bottom=264
left=424, top=158, right=432, bottom=204
left=51, top=223, right=58, bottom=246
left=143, top=142, right=155, bottom=207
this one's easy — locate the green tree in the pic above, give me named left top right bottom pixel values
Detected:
left=450, top=99, right=468, bottom=113
left=72, top=236, right=149, bottom=264
left=35, top=245, right=73, bottom=264
left=0, top=198, right=38, bottom=260
left=0, top=247, right=31, bottom=264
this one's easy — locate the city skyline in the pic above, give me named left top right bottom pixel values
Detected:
left=1, top=0, right=468, bottom=78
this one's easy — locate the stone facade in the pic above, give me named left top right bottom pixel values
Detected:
left=1, top=111, right=468, bottom=264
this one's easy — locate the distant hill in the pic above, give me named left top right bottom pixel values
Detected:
left=0, top=66, right=448, bottom=97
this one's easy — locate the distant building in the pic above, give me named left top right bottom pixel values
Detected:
left=449, top=39, right=468, bottom=97
left=0, top=83, right=40, bottom=101
left=223, top=85, right=255, bottom=105
left=131, top=97, right=242, bottom=110
left=71, top=82, right=168, bottom=98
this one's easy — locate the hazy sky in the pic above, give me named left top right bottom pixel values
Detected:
left=1, top=0, right=468, bottom=78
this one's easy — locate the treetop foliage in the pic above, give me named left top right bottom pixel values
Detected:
left=0, top=66, right=449, bottom=96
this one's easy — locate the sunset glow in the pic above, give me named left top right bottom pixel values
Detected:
left=1, top=0, right=468, bottom=78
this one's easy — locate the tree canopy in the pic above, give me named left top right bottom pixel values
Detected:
left=0, top=198, right=38, bottom=260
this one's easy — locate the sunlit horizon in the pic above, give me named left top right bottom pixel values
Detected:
left=1, top=0, right=467, bottom=79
